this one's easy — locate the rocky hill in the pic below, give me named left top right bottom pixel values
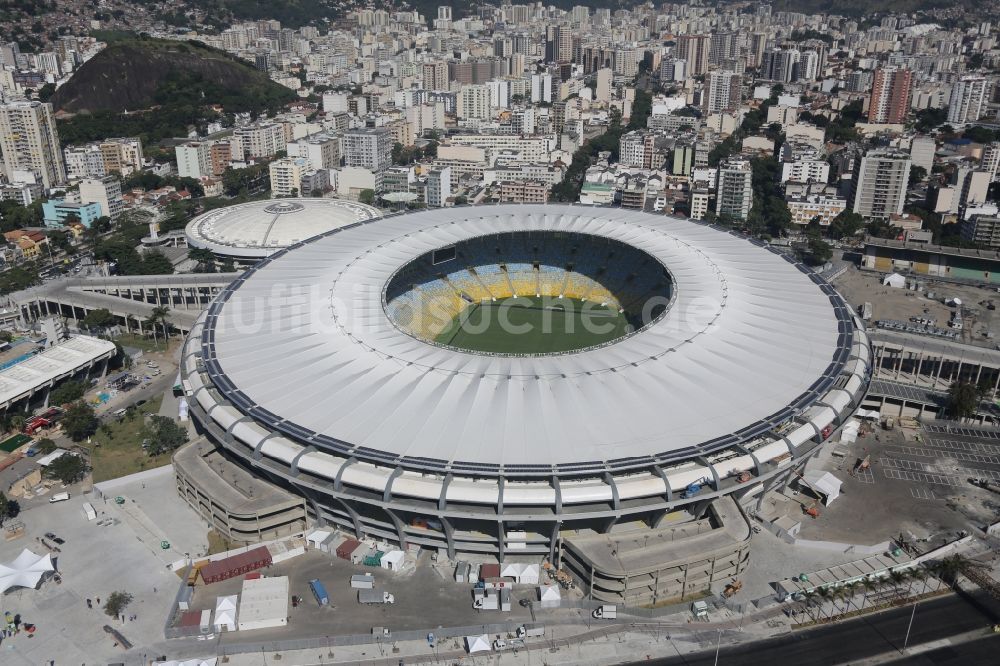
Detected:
left=51, top=38, right=296, bottom=116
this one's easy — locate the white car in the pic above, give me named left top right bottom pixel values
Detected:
left=653, top=197, right=667, bottom=212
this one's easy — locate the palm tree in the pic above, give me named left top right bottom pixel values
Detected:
left=840, top=581, right=859, bottom=614
left=889, top=569, right=907, bottom=596
left=801, top=590, right=819, bottom=622
left=861, top=577, right=879, bottom=610
left=910, top=567, right=928, bottom=595
left=816, top=586, right=833, bottom=620
left=150, top=305, right=171, bottom=344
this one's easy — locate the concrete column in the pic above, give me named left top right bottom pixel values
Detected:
left=894, top=352, right=902, bottom=380
left=915, top=352, right=925, bottom=385
left=975, top=364, right=983, bottom=388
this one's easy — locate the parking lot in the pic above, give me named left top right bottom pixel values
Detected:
left=795, top=422, right=1000, bottom=547
left=834, top=267, right=1000, bottom=348
left=0, top=465, right=210, bottom=665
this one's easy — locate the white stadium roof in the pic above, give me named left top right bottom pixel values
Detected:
left=0, top=335, right=117, bottom=407
left=185, top=198, right=382, bottom=259
left=201, top=205, right=852, bottom=474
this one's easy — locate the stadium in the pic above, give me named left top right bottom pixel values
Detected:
left=183, top=197, right=382, bottom=265
left=180, top=204, right=871, bottom=604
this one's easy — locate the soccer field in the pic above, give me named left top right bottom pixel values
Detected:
left=435, top=296, right=632, bottom=354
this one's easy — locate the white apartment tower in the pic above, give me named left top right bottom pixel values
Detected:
left=176, top=142, right=211, bottom=179
left=0, top=100, right=66, bottom=188
left=715, top=159, right=753, bottom=220
left=852, top=149, right=911, bottom=219
left=947, top=77, right=987, bottom=124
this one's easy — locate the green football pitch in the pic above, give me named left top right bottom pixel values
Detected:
left=435, top=296, right=632, bottom=354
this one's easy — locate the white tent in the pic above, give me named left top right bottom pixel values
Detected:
left=538, top=584, right=561, bottom=608
left=213, top=595, right=237, bottom=632
left=465, top=634, right=491, bottom=654
left=855, top=409, right=880, bottom=420
left=0, top=549, right=54, bottom=593
left=839, top=419, right=860, bottom=444
left=154, top=659, right=217, bottom=666
left=802, top=470, right=842, bottom=505
left=500, top=562, right=540, bottom=584
left=882, top=273, right=906, bottom=288
left=379, top=550, right=405, bottom=571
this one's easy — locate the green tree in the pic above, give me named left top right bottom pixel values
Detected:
left=141, top=251, right=174, bottom=274
left=43, top=453, right=88, bottom=484
left=61, top=401, right=98, bottom=441
left=828, top=211, right=864, bottom=240
left=947, top=380, right=981, bottom=419
left=81, top=308, right=117, bottom=330
left=358, top=189, right=375, bottom=205
left=0, top=266, right=41, bottom=295
left=49, top=380, right=86, bottom=406
left=103, top=591, right=134, bottom=619
left=802, top=237, right=832, bottom=266
left=908, top=165, right=927, bottom=188
left=142, top=415, right=189, bottom=456
left=35, top=438, right=57, bottom=455
left=189, top=247, right=216, bottom=272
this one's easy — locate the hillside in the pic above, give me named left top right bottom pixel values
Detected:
left=51, top=38, right=296, bottom=116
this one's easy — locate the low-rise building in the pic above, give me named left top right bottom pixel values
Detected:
left=41, top=200, right=103, bottom=228
left=498, top=180, right=548, bottom=204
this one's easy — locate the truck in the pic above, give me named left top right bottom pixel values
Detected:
left=308, top=579, right=329, bottom=606
left=592, top=604, right=616, bottom=620
left=358, top=589, right=395, bottom=604
left=24, top=407, right=63, bottom=435
left=49, top=492, right=70, bottom=503
left=516, top=623, right=545, bottom=638
left=82, top=502, right=96, bottom=521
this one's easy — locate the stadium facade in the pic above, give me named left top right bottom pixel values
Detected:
left=179, top=204, right=871, bottom=603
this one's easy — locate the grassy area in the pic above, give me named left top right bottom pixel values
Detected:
left=207, top=529, right=238, bottom=556
left=82, top=394, right=169, bottom=482
left=435, top=296, right=630, bottom=354
left=114, top=332, right=172, bottom=353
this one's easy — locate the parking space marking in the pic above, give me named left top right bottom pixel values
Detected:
left=922, top=438, right=1000, bottom=455
left=909, top=487, right=937, bottom=500
left=889, top=447, right=1000, bottom=465
left=883, top=468, right=963, bottom=486
left=854, top=466, right=875, bottom=484
left=924, top=426, right=1000, bottom=439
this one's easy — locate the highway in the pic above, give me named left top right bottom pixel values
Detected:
left=633, top=591, right=1000, bottom=665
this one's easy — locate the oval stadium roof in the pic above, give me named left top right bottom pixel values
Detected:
left=201, top=205, right=852, bottom=473
left=185, top=198, right=382, bottom=259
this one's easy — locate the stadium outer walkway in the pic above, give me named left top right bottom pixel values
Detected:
left=8, top=273, right=240, bottom=334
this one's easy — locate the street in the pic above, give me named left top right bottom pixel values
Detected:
left=634, top=591, right=1000, bottom=665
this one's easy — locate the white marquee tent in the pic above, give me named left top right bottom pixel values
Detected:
left=213, top=595, right=237, bottom=632
left=465, top=634, right=491, bottom=654
left=500, top=562, right=540, bottom=584
left=0, top=549, right=54, bottom=593
left=883, top=273, right=906, bottom=288
left=538, top=584, right=561, bottom=608
left=802, top=470, right=842, bottom=505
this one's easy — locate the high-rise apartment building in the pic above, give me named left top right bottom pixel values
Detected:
left=78, top=175, right=123, bottom=219
left=676, top=34, right=711, bottom=77
left=947, top=76, right=987, bottom=124
left=703, top=71, right=741, bottom=114
left=176, top=142, right=211, bottom=179
left=269, top=157, right=309, bottom=197
left=868, top=67, right=913, bottom=124
left=0, top=100, right=65, bottom=188
left=715, top=158, right=753, bottom=220
left=426, top=167, right=452, bottom=207
left=232, top=122, right=286, bottom=161
left=342, top=128, right=392, bottom=171
left=422, top=62, right=448, bottom=91
left=457, top=85, right=491, bottom=120
left=982, top=142, right=1000, bottom=182
left=852, top=149, right=911, bottom=219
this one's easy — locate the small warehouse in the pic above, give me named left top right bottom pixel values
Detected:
left=480, top=563, right=500, bottom=580
left=199, top=547, right=273, bottom=584
left=336, top=538, right=361, bottom=561
left=454, top=561, right=471, bottom=583
left=237, top=576, right=289, bottom=631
